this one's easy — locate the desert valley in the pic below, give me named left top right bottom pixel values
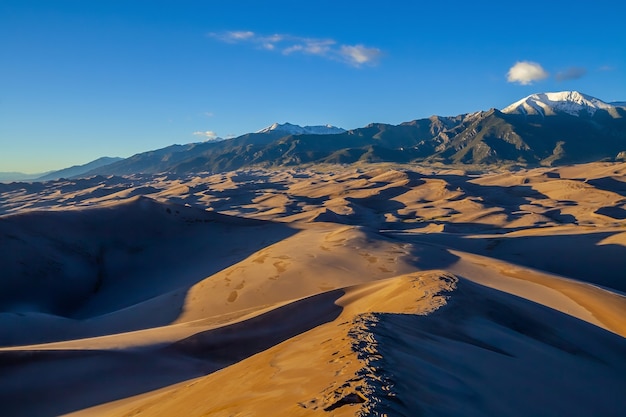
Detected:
left=1, top=91, right=626, bottom=416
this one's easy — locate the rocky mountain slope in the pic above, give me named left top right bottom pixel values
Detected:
left=85, top=91, right=626, bottom=176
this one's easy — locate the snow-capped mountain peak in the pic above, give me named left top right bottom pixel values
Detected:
left=256, top=122, right=346, bottom=135
left=502, top=91, right=617, bottom=117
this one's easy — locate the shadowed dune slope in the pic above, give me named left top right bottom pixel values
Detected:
left=0, top=196, right=297, bottom=344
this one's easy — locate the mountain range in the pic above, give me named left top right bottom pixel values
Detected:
left=4, top=91, right=625, bottom=181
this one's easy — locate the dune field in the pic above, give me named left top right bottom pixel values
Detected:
left=1, top=162, right=626, bottom=416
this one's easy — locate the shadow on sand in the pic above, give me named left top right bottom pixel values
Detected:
left=0, top=290, right=344, bottom=417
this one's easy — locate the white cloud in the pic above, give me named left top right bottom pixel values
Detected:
left=507, top=61, right=549, bottom=85
left=282, top=39, right=334, bottom=56
left=282, top=44, right=304, bottom=54
left=303, top=39, right=335, bottom=55
left=193, top=130, right=218, bottom=140
left=339, top=45, right=382, bottom=66
left=209, top=30, right=381, bottom=67
left=262, top=42, right=276, bottom=50
left=264, top=34, right=284, bottom=44
left=211, top=31, right=255, bottom=43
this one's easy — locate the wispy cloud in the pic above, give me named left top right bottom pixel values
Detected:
left=507, top=61, right=549, bottom=85
left=340, top=45, right=382, bottom=66
left=555, top=67, right=587, bottom=81
left=193, top=130, right=219, bottom=140
left=283, top=38, right=335, bottom=56
left=208, top=30, right=382, bottom=67
left=214, top=31, right=255, bottom=43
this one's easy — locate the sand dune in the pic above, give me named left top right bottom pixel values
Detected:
left=1, top=162, right=625, bottom=416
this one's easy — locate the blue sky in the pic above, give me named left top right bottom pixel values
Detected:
left=1, top=0, right=625, bottom=173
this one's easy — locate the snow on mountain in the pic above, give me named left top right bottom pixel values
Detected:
left=256, top=122, right=346, bottom=135
left=501, top=91, right=617, bottom=117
